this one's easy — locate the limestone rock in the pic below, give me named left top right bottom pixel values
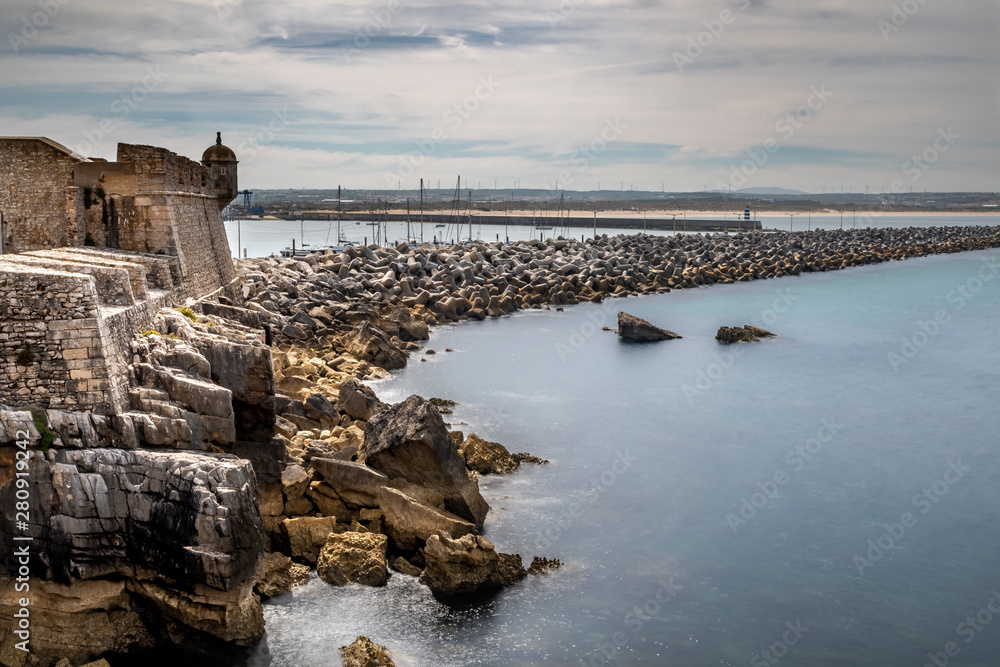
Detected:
left=281, top=463, right=311, bottom=501
left=344, top=321, right=408, bottom=370
left=459, top=433, right=521, bottom=475
left=378, top=487, right=477, bottom=551
left=280, top=516, right=341, bottom=564
left=254, top=552, right=311, bottom=598
left=312, top=458, right=390, bottom=508
left=316, top=532, right=388, bottom=587
left=419, top=532, right=526, bottom=598
left=361, top=395, right=489, bottom=527
left=338, top=379, right=387, bottom=422
left=389, top=556, right=422, bottom=577
left=716, top=325, right=776, bottom=344
left=528, top=556, right=562, bottom=575
left=340, top=636, right=396, bottom=667
left=617, top=312, right=681, bottom=342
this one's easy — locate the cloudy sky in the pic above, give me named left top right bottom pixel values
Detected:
left=2, top=0, right=997, bottom=193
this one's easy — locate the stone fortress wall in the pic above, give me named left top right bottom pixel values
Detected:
left=0, top=135, right=240, bottom=414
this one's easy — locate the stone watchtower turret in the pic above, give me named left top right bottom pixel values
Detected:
left=202, top=131, right=238, bottom=210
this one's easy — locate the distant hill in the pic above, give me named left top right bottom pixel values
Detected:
left=733, top=187, right=809, bottom=195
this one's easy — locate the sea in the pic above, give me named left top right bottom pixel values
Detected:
left=223, top=217, right=1000, bottom=667
left=223, top=214, right=1000, bottom=259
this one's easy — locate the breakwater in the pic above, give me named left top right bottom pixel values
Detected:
left=242, top=226, right=1000, bottom=341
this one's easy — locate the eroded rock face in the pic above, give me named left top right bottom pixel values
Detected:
left=361, top=396, right=489, bottom=527
left=419, top=532, right=525, bottom=598
left=0, top=448, right=265, bottom=662
left=338, top=379, right=387, bottom=422
left=617, top=312, right=681, bottom=342
left=254, top=552, right=310, bottom=599
left=279, top=516, right=341, bottom=564
left=316, top=532, right=388, bottom=587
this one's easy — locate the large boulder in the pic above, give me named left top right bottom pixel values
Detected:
left=344, top=321, right=408, bottom=370
left=254, top=552, right=311, bottom=598
left=338, top=379, right=387, bottom=422
left=340, top=636, right=396, bottom=667
left=279, top=516, right=341, bottom=564
left=316, top=532, right=388, bottom=587
left=312, top=458, right=390, bottom=508
left=360, top=396, right=489, bottom=527
left=378, top=487, right=477, bottom=551
left=716, top=325, right=776, bottom=344
left=419, top=532, right=526, bottom=598
left=459, top=433, right=520, bottom=475
left=617, top=312, right=681, bottom=342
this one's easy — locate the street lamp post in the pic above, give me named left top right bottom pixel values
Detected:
left=788, top=214, right=798, bottom=232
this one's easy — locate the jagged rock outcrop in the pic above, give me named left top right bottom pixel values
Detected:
left=316, top=532, right=388, bottom=587
left=458, top=433, right=547, bottom=475
left=378, top=487, right=476, bottom=551
left=617, top=312, right=681, bottom=342
left=279, top=516, right=341, bottom=564
left=0, top=447, right=265, bottom=665
left=338, top=379, right=387, bottom=422
left=419, top=532, right=526, bottom=598
left=360, top=396, right=489, bottom=527
left=340, top=636, right=396, bottom=667
left=716, top=325, right=776, bottom=344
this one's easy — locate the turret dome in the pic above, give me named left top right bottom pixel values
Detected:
left=202, top=132, right=237, bottom=164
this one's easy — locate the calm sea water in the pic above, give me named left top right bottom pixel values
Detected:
left=224, top=215, right=1000, bottom=258
left=248, top=245, right=1000, bottom=666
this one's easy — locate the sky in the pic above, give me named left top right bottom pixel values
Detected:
left=1, top=0, right=998, bottom=193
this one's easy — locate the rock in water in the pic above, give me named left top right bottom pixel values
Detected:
left=338, top=378, right=387, bottom=421
left=716, top=325, right=776, bottom=343
left=340, top=636, right=396, bottom=667
left=360, top=396, right=489, bottom=527
left=344, top=321, right=408, bottom=370
left=317, top=532, right=388, bottom=587
left=617, top=312, right=681, bottom=342
left=419, top=531, right=526, bottom=598
left=459, top=433, right=521, bottom=475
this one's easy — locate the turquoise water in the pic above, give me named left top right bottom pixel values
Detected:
left=256, top=248, right=1000, bottom=667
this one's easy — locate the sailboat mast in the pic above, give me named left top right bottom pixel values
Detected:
left=420, top=178, right=424, bottom=244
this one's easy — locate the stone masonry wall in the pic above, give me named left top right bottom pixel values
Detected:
left=117, top=143, right=236, bottom=299
left=0, top=264, right=126, bottom=414
left=0, top=139, right=85, bottom=252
